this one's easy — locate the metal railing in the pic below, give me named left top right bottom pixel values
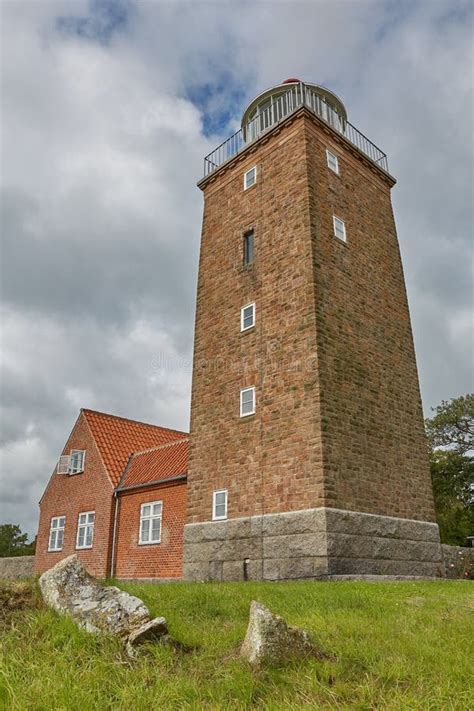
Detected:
left=203, top=82, right=388, bottom=177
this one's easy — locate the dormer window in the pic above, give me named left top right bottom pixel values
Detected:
left=57, top=450, right=86, bottom=475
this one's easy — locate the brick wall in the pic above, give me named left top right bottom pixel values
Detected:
left=33, top=413, right=115, bottom=578
left=304, top=117, right=435, bottom=521
left=187, top=107, right=435, bottom=526
left=188, top=114, right=324, bottom=524
left=114, top=481, right=186, bottom=579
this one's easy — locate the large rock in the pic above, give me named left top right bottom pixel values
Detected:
left=240, top=600, right=322, bottom=667
left=39, top=555, right=167, bottom=654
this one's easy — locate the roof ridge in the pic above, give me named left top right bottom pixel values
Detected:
left=131, top=438, right=190, bottom=458
left=81, top=408, right=188, bottom=435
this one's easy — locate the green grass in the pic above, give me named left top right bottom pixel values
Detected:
left=0, top=579, right=473, bottom=710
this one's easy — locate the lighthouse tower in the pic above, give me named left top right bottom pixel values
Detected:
left=184, top=80, right=443, bottom=580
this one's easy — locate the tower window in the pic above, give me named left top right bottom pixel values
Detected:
left=240, top=386, right=256, bottom=417
left=241, top=303, right=256, bottom=331
left=333, top=216, right=346, bottom=242
left=243, top=165, right=257, bottom=190
left=48, top=516, right=65, bottom=552
left=212, top=490, right=228, bottom=520
left=243, top=230, right=254, bottom=265
left=76, top=511, right=95, bottom=549
left=139, top=501, right=163, bottom=545
left=326, top=149, right=339, bottom=174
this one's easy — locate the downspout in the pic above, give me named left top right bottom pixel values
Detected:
left=110, top=491, right=120, bottom=579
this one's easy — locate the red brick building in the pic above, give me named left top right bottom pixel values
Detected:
left=35, top=79, right=443, bottom=582
left=184, top=79, right=444, bottom=580
left=113, top=439, right=188, bottom=580
left=34, top=409, right=187, bottom=578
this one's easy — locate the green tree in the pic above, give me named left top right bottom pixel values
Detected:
left=425, top=394, right=474, bottom=545
left=0, top=524, right=35, bottom=557
left=426, top=394, right=474, bottom=454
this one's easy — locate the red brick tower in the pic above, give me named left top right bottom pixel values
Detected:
left=184, top=80, right=443, bottom=580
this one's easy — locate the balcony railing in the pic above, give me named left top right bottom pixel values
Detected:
left=203, top=82, right=389, bottom=177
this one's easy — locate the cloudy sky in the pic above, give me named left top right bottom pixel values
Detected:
left=1, top=0, right=473, bottom=537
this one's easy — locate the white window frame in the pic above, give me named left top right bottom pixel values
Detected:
left=333, top=215, right=347, bottom=242
left=243, top=165, right=257, bottom=190
left=326, top=149, right=339, bottom=174
left=139, top=501, right=163, bottom=545
left=212, top=489, right=228, bottom=521
left=75, top=511, right=95, bottom=550
left=240, top=302, right=256, bottom=332
left=57, top=455, right=70, bottom=474
left=69, top=449, right=86, bottom=475
left=48, top=516, right=65, bottom=552
left=240, top=386, right=256, bottom=417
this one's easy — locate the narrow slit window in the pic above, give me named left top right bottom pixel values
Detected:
left=243, top=230, right=254, bottom=265
left=240, top=386, right=256, bottom=417
left=212, top=490, right=228, bottom=520
left=76, top=511, right=95, bottom=549
left=333, top=216, right=346, bottom=242
left=48, top=516, right=65, bottom=551
left=240, top=303, right=256, bottom=331
left=243, top=165, right=257, bottom=190
left=326, top=149, right=339, bottom=174
left=139, top=501, right=162, bottom=545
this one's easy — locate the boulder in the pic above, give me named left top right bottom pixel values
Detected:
left=240, top=600, right=321, bottom=667
left=39, top=555, right=167, bottom=654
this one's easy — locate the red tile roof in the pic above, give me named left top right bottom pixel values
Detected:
left=118, top=439, right=189, bottom=489
left=82, top=409, right=187, bottom=487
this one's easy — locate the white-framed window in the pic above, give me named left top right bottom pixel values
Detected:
left=76, top=511, right=95, bottom=549
left=69, top=450, right=86, bottom=474
left=326, top=149, right=339, bottom=174
left=57, top=455, right=70, bottom=474
left=240, top=302, right=256, bottom=331
left=333, top=216, right=346, bottom=242
left=212, top=490, right=228, bottom=520
left=243, top=165, right=257, bottom=190
left=139, top=501, right=162, bottom=545
left=240, top=386, right=256, bottom=417
left=48, top=516, right=65, bottom=552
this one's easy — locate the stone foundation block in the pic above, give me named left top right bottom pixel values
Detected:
left=183, top=507, right=444, bottom=581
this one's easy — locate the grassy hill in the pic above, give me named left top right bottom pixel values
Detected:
left=0, top=579, right=473, bottom=709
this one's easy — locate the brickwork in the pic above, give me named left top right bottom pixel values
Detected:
left=33, top=413, right=115, bottom=578
left=188, top=114, right=325, bottom=524
left=187, top=107, right=436, bottom=531
left=114, top=481, right=186, bottom=579
left=304, top=117, right=435, bottom=521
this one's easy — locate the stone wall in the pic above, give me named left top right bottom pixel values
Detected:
left=0, top=556, right=34, bottom=579
left=442, top=544, right=474, bottom=579
left=184, top=507, right=444, bottom=581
